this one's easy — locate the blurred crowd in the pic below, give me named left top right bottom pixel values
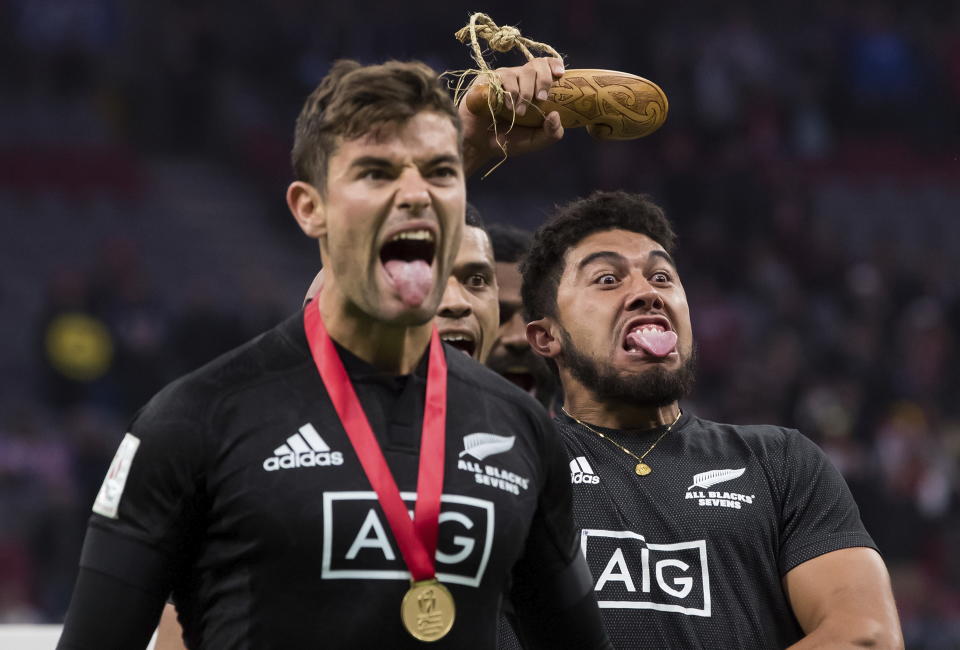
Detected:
left=1, top=0, right=958, bottom=646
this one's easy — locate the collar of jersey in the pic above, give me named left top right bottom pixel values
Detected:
left=330, top=337, right=430, bottom=385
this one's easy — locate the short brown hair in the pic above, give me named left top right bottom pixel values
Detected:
left=291, top=59, right=461, bottom=189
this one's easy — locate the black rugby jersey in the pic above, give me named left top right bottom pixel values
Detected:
left=501, top=411, right=877, bottom=649
left=73, top=311, right=585, bottom=649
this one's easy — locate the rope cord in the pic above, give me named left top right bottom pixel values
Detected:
left=445, top=13, right=564, bottom=176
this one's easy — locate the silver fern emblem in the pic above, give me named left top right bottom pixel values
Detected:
left=688, top=468, right=746, bottom=490
left=459, top=433, right=516, bottom=461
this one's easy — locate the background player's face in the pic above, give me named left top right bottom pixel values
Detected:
left=550, top=229, right=695, bottom=404
left=488, top=261, right=527, bottom=374
left=487, top=260, right=553, bottom=396
left=318, top=111, right=465, bottom=325
left=434, top=226, right=498, bottom=363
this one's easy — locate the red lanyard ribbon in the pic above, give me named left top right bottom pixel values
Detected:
left=304, top=299, right=447, bottom=581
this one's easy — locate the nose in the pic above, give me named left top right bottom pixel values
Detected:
left=437, top=277, right=471, bottom=319
left=396, top=167, right=431, bottom=213
left=500, top=312, right=528, bottom=353
left=625, top=278, right=664, bottom=312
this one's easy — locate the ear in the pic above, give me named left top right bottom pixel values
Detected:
left=287, top=181, right=326, bottom=239
left=526, top=318, right=562, bottom=359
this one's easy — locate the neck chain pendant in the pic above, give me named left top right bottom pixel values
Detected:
left=561, top=407, right=682, bottom=478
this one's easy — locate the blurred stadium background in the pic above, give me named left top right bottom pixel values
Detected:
left=1, top=0, right=958, bottom=646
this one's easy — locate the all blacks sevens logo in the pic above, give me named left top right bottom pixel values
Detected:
left=321, top=491, right=494, bottom=587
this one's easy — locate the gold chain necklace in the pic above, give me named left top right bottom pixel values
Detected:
left=561, top=408, right=682, bottom=476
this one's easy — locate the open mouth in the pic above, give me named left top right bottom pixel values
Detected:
left=380, top=229, right=437, bottom=308
left=622, top=319, right=677, bottom=358
left=440, top=332, right=476, bottom=358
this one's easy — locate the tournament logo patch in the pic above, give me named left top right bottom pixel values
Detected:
left=684, top=468, right=754, bottom=509
left=581, top=529, right=711, bottom=617
left=93, top=433, right=140, bottom=519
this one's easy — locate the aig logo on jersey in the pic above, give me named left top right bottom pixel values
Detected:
left=263, top=423, right=344, bottom=471
left=321, top=491, right=494, bottom=587
left=581, top=529, right=710, bottom=617
left=570, top=456, right=600, bottom=484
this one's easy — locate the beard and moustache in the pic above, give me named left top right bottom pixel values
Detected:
left=559, top=326, right=697, bottom=408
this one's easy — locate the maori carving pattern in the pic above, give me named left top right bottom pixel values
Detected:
left=464, top=69, right=669, bottom=141
left=548, top=71, right=668, bottom=140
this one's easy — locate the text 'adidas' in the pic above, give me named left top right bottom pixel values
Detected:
left=263, top=423, right=344, bottom=472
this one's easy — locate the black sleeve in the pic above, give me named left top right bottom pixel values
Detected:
left=508, top=413, right=611, bottom=649
left=778, top=430, right=878, bottom=574
left=496, top=604, right=523, bottom=650
left=508, top=554, right=610, bottom=650
left=59, top=381, right=208, bottom=646
left=58, top=567, right=166, bottom=650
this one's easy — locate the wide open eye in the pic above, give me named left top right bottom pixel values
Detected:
left=466, top=274, right=488, bottom=289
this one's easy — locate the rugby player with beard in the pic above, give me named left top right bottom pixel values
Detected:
left=499, top=191, right=902, bottom=649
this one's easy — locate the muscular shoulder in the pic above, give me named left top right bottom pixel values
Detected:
left=683, top=416, right=836, bottom=504
left=685, top=417, right=798, bottom=456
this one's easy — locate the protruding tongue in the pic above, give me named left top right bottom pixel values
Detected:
left=627, top=328, right=677, bottom=357
left=384, top=259, right=433, bottom=307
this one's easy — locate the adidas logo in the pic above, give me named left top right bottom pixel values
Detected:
left=263, top=423, right=344, bottom=471
left=570, top=456, right=600, bottom=484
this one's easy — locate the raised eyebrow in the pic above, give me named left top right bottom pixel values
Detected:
left=576, top=251, right=628, bottom=273
left=648, top=250, right=677, bottom=270
left=455, top=261, right=494, bottom=277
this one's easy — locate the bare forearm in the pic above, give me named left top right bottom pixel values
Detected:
left=787, top=615, right=904, bottom=650
left=784, top=549, right=903, bottom=650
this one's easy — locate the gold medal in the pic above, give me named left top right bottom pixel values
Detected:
left=635, top=462, right=652, bottom=476
left=401, top=578, right=456, bottom=642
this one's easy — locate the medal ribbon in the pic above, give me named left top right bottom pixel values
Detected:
left=304, top=299, right=447, bottom=581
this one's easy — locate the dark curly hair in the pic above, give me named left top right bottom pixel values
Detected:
left=486, top=223, right=532, bottom=264
left=521, top=191, right=677, bottom=321
left=465, top=202, right=485, bottom=231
